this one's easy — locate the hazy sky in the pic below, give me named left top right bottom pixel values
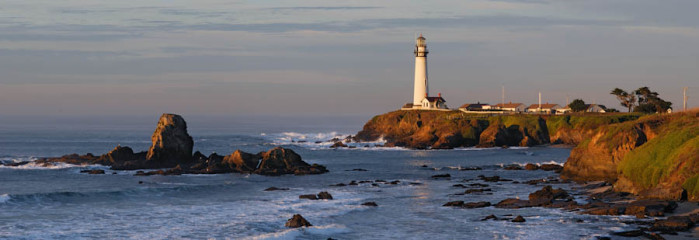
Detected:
left=1, top=0, right=697, bottom=117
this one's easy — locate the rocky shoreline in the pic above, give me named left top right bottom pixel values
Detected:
left=11, top=114, right=328, bottom=176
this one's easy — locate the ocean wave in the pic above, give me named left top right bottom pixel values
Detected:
left=243, top=224, right=349, bottom=240
left=499, top=160, right=565, bottom=168
left=260, top=131, right=388, bottom=150
left=0, top=194, right=10, bottom=204
left=0, top=183, right=238, bottom=205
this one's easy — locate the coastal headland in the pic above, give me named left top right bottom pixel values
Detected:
left=355, top=109, right=699, bottom=201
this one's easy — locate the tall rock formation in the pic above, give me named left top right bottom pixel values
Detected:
left=145, top=113, right=194, bottom=168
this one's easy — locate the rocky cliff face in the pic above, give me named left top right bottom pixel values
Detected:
left=355, top=111, right=550, bottom=149
left=146, top=113, right=194, bottom=168
left=562, top=110, right=699, bottom=201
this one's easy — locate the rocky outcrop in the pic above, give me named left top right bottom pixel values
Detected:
left=145, top=114, right=194, bottom=168
left=39, top=113, right=328, bottom=176
left=354, top=110, right=634, bottom=149
left=562, top=110, right=699, bottom=201
left=285, top=214, right=312, bottom=228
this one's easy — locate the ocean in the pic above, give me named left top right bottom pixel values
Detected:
left=0, top=115, right=639, bottom=239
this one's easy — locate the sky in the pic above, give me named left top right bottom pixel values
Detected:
left=1, top=0, right=698, bottom=118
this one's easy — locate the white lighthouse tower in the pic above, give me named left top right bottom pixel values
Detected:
left=413, top=34, right=429, bottom=106
left=402, top=34, right=447, bottom=110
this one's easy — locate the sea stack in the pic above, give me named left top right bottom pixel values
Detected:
left=146, top=113, right=194, bottom=168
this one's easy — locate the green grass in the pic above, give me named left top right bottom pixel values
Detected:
left=617, top=117, right=699, bottom=189
left=682, top=174, right=699, bottom=199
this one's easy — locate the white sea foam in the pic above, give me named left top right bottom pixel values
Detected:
left=243, top=224, right=348, bottom=240
left=0, top=194, right=10, bottom=204
left=261, top=131, right=390, bottom=150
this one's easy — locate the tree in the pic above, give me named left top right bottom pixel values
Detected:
left=610, top=88, right=637, bottom=112
left=633, top=86, right=672, bottom=113
left=568, top=99, right=587, bottom=112
left=606, top=108, right=620, bottom=112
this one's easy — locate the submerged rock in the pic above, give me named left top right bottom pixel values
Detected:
left=511, top=215, right=526, bottom=223
left=361, top=202, right=378, bottom=207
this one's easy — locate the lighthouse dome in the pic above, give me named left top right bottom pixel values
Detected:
left=416, top=34, right=426, bottom=47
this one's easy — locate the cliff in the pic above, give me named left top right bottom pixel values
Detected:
left=562, top=110, right=699, bottom=201
left=355, top=110, right=637, bottom=149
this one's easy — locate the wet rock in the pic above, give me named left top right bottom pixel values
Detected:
left=512, top=215, right=526, bottom=222
left=464, top=188, right=492, bottom=194
left=331, top=183, right=347, bottom=187
left=443, top=201, right=465, bottom=207
left=330, top=141, right=348, bottom=148
left=481, top=215, right=498, bottom=221
left=299, top=194, right=318, bottom=200
left=264, top=187, right=289, bottom=191
left=650, top=216, right=694, bottom=232
left=528, top=186, right=569, bottom=206
left=349, top=181, right=358, bottom=186
left=478, top=175, right=512, bottom=182
left=285, top=214, right=312, bottom=228
left=452, top=184, right=467, bottom=188
left=431, top=174, right=451, bottom=179
left=80, top=169, right=105, bottom=174
left=503, top=164, right=523, bottom=170
left=540, top=164, right=563, bottom=172
left=389, top=180, right=400, bottom=185
left=346, top=168, right=368, bottom=171
left=459, top=167, right=482, bottom=171
left=317, top=191, right=333, bottom=200
left=611, top=229, right=645, bottom=237
left=469, top=183, right=489, bottom=187
left=524, top=163, right=539, bottom=170
left=145, top=113, right=194, bottom=168
left=463, top=201, right=491, bottom=209
left=494, top=198, right=532, bottom=209
left=362, top=202, right=378, bottom=207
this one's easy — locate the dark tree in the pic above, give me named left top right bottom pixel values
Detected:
left=606, top=108, right=620, bottom=112
left=633, top=86, right=672, bottom=113
left=610, top=88, right=637, bottom=112
left=568, top=99, right=587, bottom=112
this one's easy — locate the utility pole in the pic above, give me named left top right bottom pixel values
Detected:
left=566, top=95, right=570, bottom=106
left=682, top=87, right=689, bottom=111
left=538, top=91, right=542, bottom=113
left=501, top=85, right=505, bottom=105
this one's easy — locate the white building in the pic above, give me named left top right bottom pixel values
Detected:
left=402, top=34, right=448, bottom=110
left=586, top=104, right=607, bottom=113
left=526, top=103, right=562, bottom=114
left=485, top=102, right=526, bottom=113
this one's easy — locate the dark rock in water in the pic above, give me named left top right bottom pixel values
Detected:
left=452, top=184, right=467, bottom=188
left=495, top=198, right=532, bottom=209
left=611, top=229, right=645, bottom=237
left=460, top=167, right=482, bottom=171
left=650, top=216, right=694, bottom=232
left=80, top=169, right=105, bottom=174
left=540, top=164, right=563, bottom=172
left=138, top=181, right=144, bottom=184
left=264, top=187, right=289, bottom=191
left=317, top=191, right=333, bottom=200
left=362, top=202, right=378, bottom=207
left=465, top=188, right=491, bottom=194
left=331, top=183, right=347, bottom=187
left=145, top=113, right=194, bottom=168
left=222, top=150, right=261, bottom=172
left=481, top=215, right=498, bottom=221
left=478, top=175, right=512, bottom=182
left=314, top=141, right=323, bottom=144
left=255, top=147, right=327, bottom=176
left=329, top=141, right=348, bottom=148
left=389, top=180, right=400, bottom=185
left=463, top=201, right=491, bottom=209
left=421, top=165, right=429, bottom=168
left=512, top=215, right=526, bottom=222
left=524, top=163, right=539, bottom=170
left=469, top=183, right=489, bottom=187
left=503, top=164, right=523, bottom=170
left=297, top=140, right=307, bottom=143
left=346, top=168, right=368, bottom=171
left=285, top=214, right=312, bottom=228
left=299, top=194, right=318, bottom=200
left=443, top=201, right=465, bottom=207
left=431, top=174, right=451, bottom=179
left=528, top=186, right=569, bottom=206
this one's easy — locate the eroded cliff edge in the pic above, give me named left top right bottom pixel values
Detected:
left=561, top=110, right=699, bottom=201
left=356, top=110, right=698, bottom=200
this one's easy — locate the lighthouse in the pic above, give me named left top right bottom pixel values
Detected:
left=402, top=34, right=448, bottom=110
left=413, top=34, right=429, bottom=106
